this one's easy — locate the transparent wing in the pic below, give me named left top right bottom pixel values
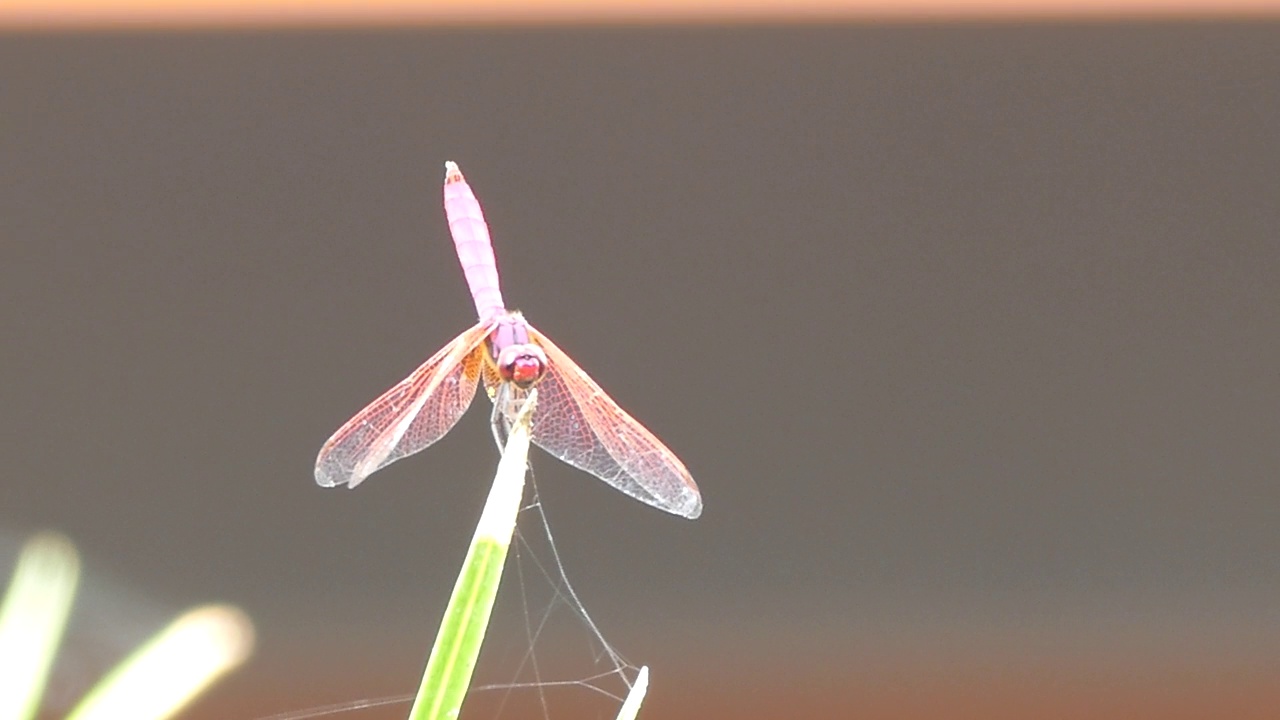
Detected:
left=315, top=321, right=493, bottom=488
left=519, top=326, right=702, bottom=519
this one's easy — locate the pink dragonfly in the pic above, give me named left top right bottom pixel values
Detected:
left=315, top=162, right=702, bottom=519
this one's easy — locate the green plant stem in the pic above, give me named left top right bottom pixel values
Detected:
left=615, top=666, right=649, bottom=720
left=408, top=390, right=536, bottom=720
left=0, top=531, right=80, bottom=720
left=66, top=604, right=253, bottom=720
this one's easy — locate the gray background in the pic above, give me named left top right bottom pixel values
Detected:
left=3, top=24, right=1278, bottom=718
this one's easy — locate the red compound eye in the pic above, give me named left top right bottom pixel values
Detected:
left=496, top=345, right=548, bottom=389
left=507, top=355, right=543, bottom=385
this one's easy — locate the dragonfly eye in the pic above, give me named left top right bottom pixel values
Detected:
left=496, top=344, right=548, bottom=389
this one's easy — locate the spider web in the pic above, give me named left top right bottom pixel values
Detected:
left=467, top=474, right=643, bottom=719
left=258, top=473, right=643, bottom=720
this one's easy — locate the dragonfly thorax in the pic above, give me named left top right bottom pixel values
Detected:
left=495, top=343, right=548, bottom=389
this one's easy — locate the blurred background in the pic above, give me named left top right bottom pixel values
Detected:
left=3, top=5, right=1279, bottom=719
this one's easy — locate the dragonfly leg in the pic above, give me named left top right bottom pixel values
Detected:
left=490, top=400, right=510, bottom=449
left=489, top=383, right=513, bottom=449
left=489, top=382, right=539, bottom=451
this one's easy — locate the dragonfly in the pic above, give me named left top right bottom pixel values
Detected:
left=314, top=162, right=702, bottom=519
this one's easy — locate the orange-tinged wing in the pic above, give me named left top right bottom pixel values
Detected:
left=521, top=326, right=702, bottom=519
left=315, top=321, right=493, bottom=488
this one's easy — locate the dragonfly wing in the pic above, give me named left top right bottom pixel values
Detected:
left=524, top=326, right=702, bottom=519
left=315, top=321, right=493, bottom=488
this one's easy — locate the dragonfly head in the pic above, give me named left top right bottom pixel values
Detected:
left=495, top=343, right=548, bottom=389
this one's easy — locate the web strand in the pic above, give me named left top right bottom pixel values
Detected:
left=254, top=473, right=639, bottom=720
left=466, top=470, right=640, bottom=720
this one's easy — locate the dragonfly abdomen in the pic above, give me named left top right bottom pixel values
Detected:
left=444, top=161, right=505, bottom=322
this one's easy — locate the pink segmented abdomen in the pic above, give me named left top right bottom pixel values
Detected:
left=443, top=161, right=505, bottom=322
